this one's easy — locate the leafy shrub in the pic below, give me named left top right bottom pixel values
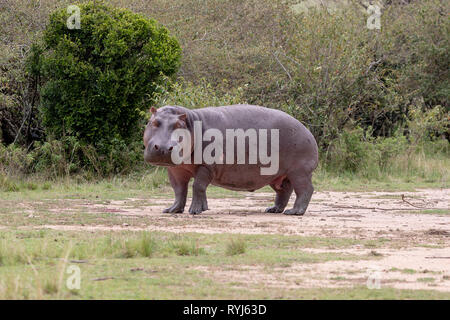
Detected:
left=324, top=122, right=449, bottom=183
left=326, top=126, right=410, bottom=176
left=143, top=0, right=289, bottom=104
left=279, top=4, right=377, bottom=147
left=381, top=0, right=449, bottom=109
left=0, top=175, right=20, bottom=192
left=31, top=136, right=81, bottom=177
left=375, top=134, right=408, bottom=171
left=27, top=1, right=181, bottom=147
left=0, top=0, right=45, bottom=146
left=80, top=138, right=145, bottom=176
left=325, top=127, right=371, bottom=173
left=406, top=105, right=449, bottom=149
left=0, top=144, right=34, bottom=176
left=0, top=135, right=145, bottom=180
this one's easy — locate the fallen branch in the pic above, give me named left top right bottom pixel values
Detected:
left=401, top=194, right=429, bottom=209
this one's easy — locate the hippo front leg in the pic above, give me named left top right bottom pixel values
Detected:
left=164, top=167, right=191, bottom=213
left=189, top=166, right=212, bottom=215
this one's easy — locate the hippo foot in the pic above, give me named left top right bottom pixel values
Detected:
left=188, top=202, right=208, bottom=215
left=283, top=208, right=306, bottom=216
left=163, top=205, right=184, bottom=214
left=265, top=206, right=284, bottom=213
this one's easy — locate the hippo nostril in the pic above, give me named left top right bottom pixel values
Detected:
left=168, top=146, right=173, bottom=152
left=154, top=145, right=159, bottom=150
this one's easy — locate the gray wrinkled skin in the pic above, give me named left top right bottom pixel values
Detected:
left=143, top=104, right=318, bottom=215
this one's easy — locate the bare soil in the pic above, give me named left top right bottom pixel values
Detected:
left=34, top=188, right=450, bottom=292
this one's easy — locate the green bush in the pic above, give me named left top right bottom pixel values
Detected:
left=381, top=0, right=449, bottom=109
left=406, top=105, right=449, bottom=149
left=0, top=136, right=145, bottom=180
left=27, top=1, right=181, bottom=147
left=326, top=127, right=375, bottom=174
left=375, top=134, right=408, bottom=171
left=0, top=144, right=34, bottom=176
left=31, top=136, right=145, bottom=178
left=325, top=126, right=408, bottom=176
left=31, top=136, right=81, bottom=177
left=279, top=4, right=377, bottom=147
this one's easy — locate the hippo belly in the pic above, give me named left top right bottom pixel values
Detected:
left=211, top=164, right=286, bottom=191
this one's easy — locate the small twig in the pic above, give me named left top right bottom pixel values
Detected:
left=272, top=52, right=292, bottom=81
left=193, top=31, right=208, bottom=41
left=69, top=259, right=89, bottom=264
left=276, top=51, right=314, bottom=90
left=12, top=102, right=31, bottom=145
left=425, top=229, right=450, bottom=236
left=91, top=277, right=115, bottom=281
left=366, top=58, right=382, bottom=74
left=401, top=194, right=428, bottom=209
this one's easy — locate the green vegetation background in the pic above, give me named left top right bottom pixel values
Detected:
left=0, top=0, right=448, bottom=190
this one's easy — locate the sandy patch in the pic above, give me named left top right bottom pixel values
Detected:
left=194, top=247, right=450, bottom=292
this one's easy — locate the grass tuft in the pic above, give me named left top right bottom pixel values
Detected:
left=226, top=238, right=247, bottom=256
left=172, top=241, right=206, bottom=256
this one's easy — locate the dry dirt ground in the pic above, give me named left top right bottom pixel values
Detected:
left=36, top=188, right=450, bottom=293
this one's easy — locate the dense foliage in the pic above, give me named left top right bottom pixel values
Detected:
left=28, top=1, right=181, bottom=148
left=0, top=0, right=448, bottom=182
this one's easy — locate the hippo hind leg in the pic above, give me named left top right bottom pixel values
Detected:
left=284, top=173, right=314, bottom=216
left=265, top=178, right=293, bottom=213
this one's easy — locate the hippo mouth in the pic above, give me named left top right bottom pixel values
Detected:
left=144, top=152, right=176, bottom=166
left=146, top=160, right=177, bottom=167
left=155, top=163, right=176, bottom=167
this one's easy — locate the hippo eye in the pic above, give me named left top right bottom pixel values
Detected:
left=152, top=120, right=160, bottom=127
left=173, top=121, right=182, bottom=129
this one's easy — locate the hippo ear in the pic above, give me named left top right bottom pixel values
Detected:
left=150, top=107, right=157, bottom=114
left=178, top=113, right=187, bottom=122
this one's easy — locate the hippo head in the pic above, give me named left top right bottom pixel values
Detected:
left=143, top=106, right=190, bottom=166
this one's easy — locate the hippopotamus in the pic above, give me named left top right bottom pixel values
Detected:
left=143, top=104, right=318, bottom=215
